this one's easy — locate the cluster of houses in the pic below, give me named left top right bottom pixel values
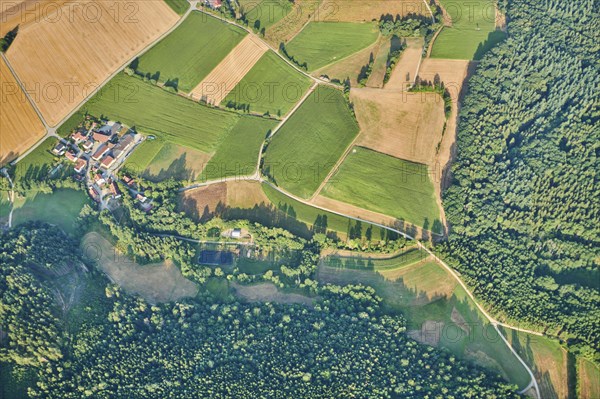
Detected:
left=53, top=120, right=141, bottom=206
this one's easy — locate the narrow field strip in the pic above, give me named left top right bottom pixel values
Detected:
left=190, top=35, right=269, bottom=105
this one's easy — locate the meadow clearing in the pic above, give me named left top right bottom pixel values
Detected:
left=136, top=11, right=246, bottom=92
left=284, top=22, right=380, bottom=71
left=500, top=328, right=574, bottom=399
left=81, top=73, right=239, bottom=152
left=351, top=88, right=446, bottom=165
left=0, top=57, right=45, bottom=164
left=232, top=282, right=314, bottom=306
left=316, top=0, right=429, bottom=22
left=190, top=34, right=269, bottom=105
left=238, top=0, right=294, bottom=31
left=142, top=143, right=211, bottom=182
left=5, top=0, right=178, bottom=126
left=12, top=189, right=88, bottom=235
left=10, top=137, right=58, bottom=183
left=202, top=116, right=278, bottom=181
left=81, top=232, right=198, bottom=303
left=384, top=36, right=424, bottom=89
left=313, top=36, right=384, bottom=86
left=321, top=147, right=441, bottom=232
left=431, top=0, right=504, bottom=60
left=223, top=50, right=313, bottom=116
left=318, top=255, right=531, bottom=390
left=263, top=85, right=359, bottom=198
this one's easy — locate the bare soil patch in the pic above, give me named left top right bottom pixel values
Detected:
left=81, top=232, right=198, bottom=303
left=232, top=282, right=314, bottom=306
left=408, top=320, right=444, bottom=346
left=317, top=0, right=429, bottom=22
left=351, top=87, right=446, bottom=166
left=0, top=57, right=45, bottom=164
left=190, top=35, right=269, bottom=105
left=385, top=37, right=424, bottom=89
left=6, top=0, right=179, bottom=126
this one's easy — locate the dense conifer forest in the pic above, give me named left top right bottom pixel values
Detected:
left=440, top=0, right=599, bottom=357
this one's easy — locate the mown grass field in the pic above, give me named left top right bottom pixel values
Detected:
left=12, top=189, right=88, bottom=235
left=238, top=0, right=293, bottom=31
left=284, top=22, right=379, bottom=71
left=263, top=85, right=359, bottom=198
left=318, top=257, right=531, bottom=390
left=82, top=74, right=239, bottom=152
left=262, top=183, right=387, bottom=241
left=164, top=0, right=188, bottom=15
left=12, top=137, right=59, bottom=183
left=202, top=117, right=277, bottom=181
left=223, top=50, right=312, bottom=116
left=136, top=12, right=247, bottom=92
left=322, top=147, right=441, bottom=231
left=431, top=0, right=503, bottom=60
left=124, top=138, right=166, bottom=172
left=143, top=143, right=211, bottom=182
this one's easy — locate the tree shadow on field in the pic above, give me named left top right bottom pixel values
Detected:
left=143, top=153, right=195, bottom=182
left=473, top=29, right=507, bottom=60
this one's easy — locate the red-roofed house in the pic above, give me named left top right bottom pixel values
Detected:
left=101, top=155, right=116, bottom=169
left=65, top=152, right=78, bottom=162
left=72, top=131, right=87, bottom=143
left=82, top=140, right=94, bottom=152
left=92, top=144, right=110, bottom=161
left=109, top=181, right=121, bottom=198
left=93, top=132, right=112, bottom=143
left=74, top=159, right=87, bottom=173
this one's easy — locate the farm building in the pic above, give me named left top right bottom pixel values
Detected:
left=65, top=152, right=78, bottom=162
left=112, top=134, right=135, bottom=158
left=109, top=181, right=121, bottom=198
left=231, top=228, right=242, bottom=238
left=92, top=144, right=110, bottom=161
left=205, top=0, right=222, bottom=8
left=93, top=132, right=112, bottom=143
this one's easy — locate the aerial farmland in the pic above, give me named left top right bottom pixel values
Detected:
left=1, top=1, right=595, bottom=398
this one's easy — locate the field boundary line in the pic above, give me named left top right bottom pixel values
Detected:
left=311, top=33, right=382, bottom=77
left=309, top=133, right=362, bottom=201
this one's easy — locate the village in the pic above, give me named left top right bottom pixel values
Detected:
left=52, top=117, right=152, bottom=212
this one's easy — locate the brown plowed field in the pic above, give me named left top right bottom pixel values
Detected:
left=190, top=34, right=269, bottom=105
left=5, top=0, right=179, bottom=127
left=0, top=57, right=45, bottom=164
left=351, top=87, right=446, bottom=166
left=317, top=0, right=429, bottom=22
left=385, top=36, right=423, bottom=90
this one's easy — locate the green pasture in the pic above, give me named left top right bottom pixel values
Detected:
left=262, top=85, right=359, bottom=198
left=322, top=147, right=441, bottom=232
left=223, top=50, right=312, bottom=116
left=136, top=12, right=247, bottom=92
left=431, top=0, right=504, bottom=60
left=238, top=0, right=293, bottom=31
left=285, top=22, right=379, bottom=71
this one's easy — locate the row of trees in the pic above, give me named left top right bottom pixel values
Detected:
left=440, top=0, right=599, bottom=358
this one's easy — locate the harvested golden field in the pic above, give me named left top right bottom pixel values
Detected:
left=81, top=232, right=198, bottom=303
left=317, top=0, right=429, bottom=22
left=351, top=87, right=446, bottom=165
left=385, top=36, right=423, bottom=89
left=178, top=180, right=269, bottom=220
left=5, top=0, right=179, bottom=127
left=0, top=57, right=45, bottom=164
left=264, top=0, right=321, bottom=46
left=190, top=34, right=269, bottom=105
left=313, top=36, right=383, bottom=86
left=0, top=0, right=69, bottom=36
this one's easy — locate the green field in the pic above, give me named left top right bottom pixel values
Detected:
left=262, top=183, right=387, bottom=241
left=263, top=85, right=359, bottom=198
left=202, top=117, right=277, bottom=181
left=223, top=50, right=312, bottom=116
left=12, top=137, right=59, bottom=183
left=285, top=22, right=379, bottom=71
left=12, top=189, right=88, bottom=235
left=322, top=147, right=441, bottom=232
left=82, top=74, right=240, bottom=152
left=579, top=358, right=600, bottom=399
left=136, top=12, right=247, bottom=92
left=238, top=0, right=293, bottom=31
left=318, top=257, right=531, bottom=390
left=124, top=138, right=166, bottom=172
left=164, top=0, right=188, bottom=15
left=143, top=143, right=210, bottom=182
left=431, top=0, right=504, bottom=60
